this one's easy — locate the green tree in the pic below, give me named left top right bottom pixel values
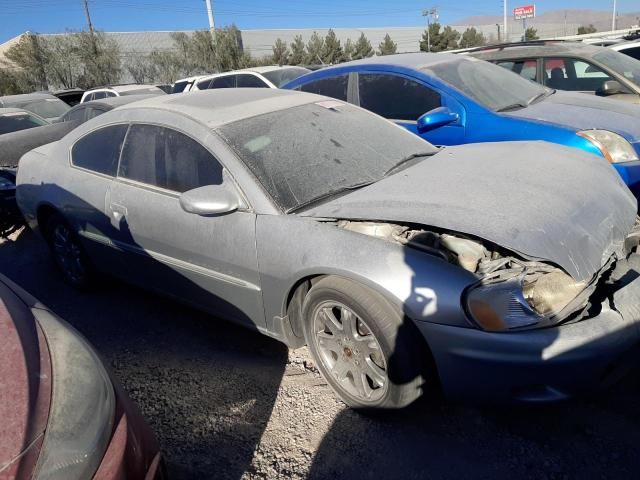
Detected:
left=125, top=55, right=157, bottom=84
left=459, top=27, right=486, bottom=48
left=577, top=24, right=597, bottom=35
left=73, top=31, right=121, bottom=88
left=3, top=33, right=48, bottom=90
left=306, top=32, right=324, bottom=64
left=378, top=33, right=397, bottom=55
left=321, top=29, right=343, bottom=64
left=214, top=25, right=245, bottom=71
left=343, top=38, right=355, bottom=62
left=524, top=27, right=539, bottom=41
left=272, top=38, right=290, bottom=65
left=420, top=23, right=460, bottom=52
left=289, top=35, right=306, bottom=65
left=0, top=69, right=26, bottom=95
left=352, top=33, right=374, bottom=60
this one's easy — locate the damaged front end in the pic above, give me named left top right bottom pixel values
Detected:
left=337, top=219, right=640, bottom=332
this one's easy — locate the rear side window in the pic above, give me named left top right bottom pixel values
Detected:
left=299, top=75, right=348, bottom=101
left=211, top=76, right=236, bottom=89
left=118, top=124, right=223, bottom=193
left=92, top=91, right=107, bottom=100
left=236, top=74, right=268, bottom=88
left=496, top=59, right=537, bottom=81
left=71, top=124, right=128, bottom=176
left=87, top=107, right=107, bottom=120
left=63, top=107, right=86, bottom=123
left=358, top=74, right=441, bottom=121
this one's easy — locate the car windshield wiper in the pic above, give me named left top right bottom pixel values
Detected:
left=527, top=90, right=552, bottom=105
left=496, top=102, right=528, bottom=112
left=383, top=151, right=438, bottom=178
left=288, top=181, right=376, bottom=213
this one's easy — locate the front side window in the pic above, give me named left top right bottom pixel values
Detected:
left=544, top=57, right=614, bottom=91
left=299, top=75, right=348, bottom=101
left=86, top=107, right=107, bottom=120
left=236, top=74, right=269, bottom=88
left=71, top=124, right=128, bottom=176
left=118, top=125, right=223, bottom=193
left=358, top=73, right=442, bottom=121
left=92, top=91, right=107, bottom=100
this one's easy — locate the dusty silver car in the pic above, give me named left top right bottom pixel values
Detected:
left=16, top=89, right=640, bottom=409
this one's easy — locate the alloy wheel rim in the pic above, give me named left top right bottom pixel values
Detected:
left=52, top=224, right=85, bottom=284
left=312, top=301, right=388, bottom=403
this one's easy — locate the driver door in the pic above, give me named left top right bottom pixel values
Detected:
left=107, top=123, right=264, bottom=328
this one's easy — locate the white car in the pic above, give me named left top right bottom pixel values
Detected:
left=610, top=40, right=640, bottom=61
left=80, top=84, right=166, bottom=103
left=191, top=66, right=310, bottom=91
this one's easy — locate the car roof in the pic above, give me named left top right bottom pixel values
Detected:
left=116, top=88, right=331, bottom=128
left=0, top=92, right=59, bottom=106
left=611, top=40, right=640, bottom=51
left=305, top=52, right=464, bottom=75
left=77, top=93, right=162, bottom=109
left=87, top=84, right=161, bottom=93
left=198, top=65, right=310, bottom=81
left=470, top=41, right=606, bottom=60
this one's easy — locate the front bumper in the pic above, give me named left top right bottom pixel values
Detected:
left=417, top=270, right=640, bottom=404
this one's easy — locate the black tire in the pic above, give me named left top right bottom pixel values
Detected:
left=302, top=276, right=426, bottom=409
left=44, top=213, right=95, bottom=289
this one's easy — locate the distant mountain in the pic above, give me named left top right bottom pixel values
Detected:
left=454, top=9, right=640, bottom=30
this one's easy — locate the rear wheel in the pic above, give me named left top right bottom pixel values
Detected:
left=45, top=213, right=94, bottom=289
left=302, top=276, right=426, bottom=409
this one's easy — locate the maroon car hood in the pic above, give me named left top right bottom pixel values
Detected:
left=0, top=282, right=51, bottom=476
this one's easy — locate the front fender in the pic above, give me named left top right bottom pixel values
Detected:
left=256, top=214, right=477, bottom=339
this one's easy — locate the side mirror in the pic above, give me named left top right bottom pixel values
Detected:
left=596, top=80, right=626, bottom=97
left=179, top=183, right=241, bottom=216
left=417, top=107, right=460, bottom=133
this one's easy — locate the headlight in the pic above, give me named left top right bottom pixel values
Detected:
left=466, top=271, right=586, bottom=332
left=577, top=129, right=639, bottom=164
left=32, top=308, right=115, bottom=480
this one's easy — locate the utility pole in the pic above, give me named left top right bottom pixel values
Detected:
left=496, top=23, right=501, bottom=42
left=422, top=7, right=438, bottom=52
left=612, top=0, right=617, bottom=31
left=205, top=0, right=215, bottom=32
left=503, top=0, right=508, bottom=42
left=83, top=0, right=94, bottom=35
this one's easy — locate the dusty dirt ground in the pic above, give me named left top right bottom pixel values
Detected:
left=2, top=227, right=640, bottom=480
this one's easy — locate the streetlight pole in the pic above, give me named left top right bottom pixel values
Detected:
left=503, top=0, right=508, bottom=42
left=612, top=0, right=617, bottom=31
left=205, top=0, right=215, bottom=32
left=422, top=7, right=438, bottom=52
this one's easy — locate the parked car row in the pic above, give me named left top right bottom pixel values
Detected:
left=3, top=43, right=640, bottom=479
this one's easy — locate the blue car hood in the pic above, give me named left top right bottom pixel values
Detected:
left=507, top=91, right=640, bottom=140
left=302, top=141, right=637, bottom=282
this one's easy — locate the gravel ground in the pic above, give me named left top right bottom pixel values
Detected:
left=2, top=227, right=640, bottom=480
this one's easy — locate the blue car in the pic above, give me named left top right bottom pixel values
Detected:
left=283, top=53, right=640, bottom=197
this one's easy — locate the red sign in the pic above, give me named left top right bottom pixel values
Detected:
left=513, top=5, right=535, bottom=20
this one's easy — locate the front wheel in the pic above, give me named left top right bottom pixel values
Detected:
left=302, top=276, right=427, bottom=409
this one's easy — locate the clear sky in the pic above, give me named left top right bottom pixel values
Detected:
left=1, top=0, right=638, bottom=43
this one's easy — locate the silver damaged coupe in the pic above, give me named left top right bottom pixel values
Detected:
left=16, top=89, right=640, bottom=409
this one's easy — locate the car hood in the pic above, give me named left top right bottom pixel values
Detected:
left=300, top=141, right=637, bottom=282
left=506, top=90, right=640, bottom=140
left=0, top=279, right=51, bottom=476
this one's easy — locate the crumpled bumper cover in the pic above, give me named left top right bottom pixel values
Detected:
left=417, top=268, right=640, bottom=404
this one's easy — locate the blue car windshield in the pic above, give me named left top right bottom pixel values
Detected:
left=424, top=57, right=549, bottom=111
